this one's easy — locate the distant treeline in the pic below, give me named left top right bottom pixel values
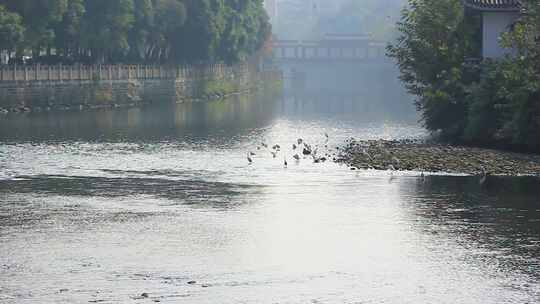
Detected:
left=0, top=0, right=271, bottom=64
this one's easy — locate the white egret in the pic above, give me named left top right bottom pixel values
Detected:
left=479, top=167, right=488, bottom=185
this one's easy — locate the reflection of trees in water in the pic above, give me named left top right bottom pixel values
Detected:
left=0, top=92, right=281, bottom=143
left=399, top=175, right=540, bottom=278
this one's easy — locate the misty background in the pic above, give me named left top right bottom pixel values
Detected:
left=266, top=0, right=414, bottom=119
left=268, top=0, right=405, bottom=41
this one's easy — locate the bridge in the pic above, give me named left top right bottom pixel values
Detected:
left=272, top=34, right=388, bottom=63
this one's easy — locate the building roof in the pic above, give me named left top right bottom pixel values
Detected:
left=463, top=0, right=522, bottom=12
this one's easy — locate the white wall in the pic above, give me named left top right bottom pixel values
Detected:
left=482, top=12, right=519, bottom=58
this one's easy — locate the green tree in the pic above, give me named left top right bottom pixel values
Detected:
left=178, top=0, right=228, bottom=62
left=0, top=0, right=270, bottom=65
left=127, top=0, right=154, bottom=62
left=151, top=0, right=187, bottom=62
left=390, top=0, right=540, bottom=151
left=0, top=0, right=68, bottom=57
left=465, top=0, right=540, bottom=150
left=502, top=0, right=540, bottom=62
left=54, top=0, right=85, bottom=60
left=0, top=5, right=25, bottom=57
left=465, top=59, right=540, bottom=149
left=219, top=0, right=270, bottom=63
left=387, top=0, right=481, bottom=138
left=81, top=0, right=135, bottom=63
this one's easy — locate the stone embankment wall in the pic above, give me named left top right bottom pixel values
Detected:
left=0, top=63, right=280, bottom=114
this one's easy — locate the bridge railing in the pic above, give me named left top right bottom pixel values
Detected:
left=271, top=42, right=388, bottom=61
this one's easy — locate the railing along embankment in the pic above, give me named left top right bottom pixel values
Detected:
left=0, top=63, right=255, bottom=113
left=0, top=63, right=241, bottom=82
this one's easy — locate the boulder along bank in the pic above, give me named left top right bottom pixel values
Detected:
left=337, top=139, right=540, bottom=176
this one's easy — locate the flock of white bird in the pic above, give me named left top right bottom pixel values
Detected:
left=245, top=133, right=489, bottom=185
left=247, top=133, right=330, bottom=167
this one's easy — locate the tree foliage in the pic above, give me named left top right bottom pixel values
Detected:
left=54, top=0, right=85, bottom=58
left=388, top=0, right=540, bottom=151
left=464, top=58, right=540, bottom=149
left=387, top=0, right=481, bottom=138
left=0, top=0, right=68, bottom=56
left=80, top=0, right=135, bottom=63
left=0, top=0, right=270, bottom=64
left=0, top=5, right=25, bottom=54
left=219, top=0, right=271, bottom=63
left=466, top=0, right=540, bottom=150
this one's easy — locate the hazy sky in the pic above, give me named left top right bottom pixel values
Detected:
left=271, top=0, right=406, bottom=40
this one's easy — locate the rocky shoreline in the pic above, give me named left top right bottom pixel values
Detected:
left=337, top=139, right=540, bottom=176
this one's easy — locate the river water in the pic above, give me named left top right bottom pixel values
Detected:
left=0, top=89, right=539, bottom=303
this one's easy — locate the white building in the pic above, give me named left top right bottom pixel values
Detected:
left=463, top=0, right=522, bottom=58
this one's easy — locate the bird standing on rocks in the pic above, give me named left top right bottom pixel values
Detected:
left=284, top=157, right=288, bottom=167
left=303, top=144, right=312, bottom=155
left=362, top=149, right=372, bottom=161
left=479, top=167, right=488, bottom=185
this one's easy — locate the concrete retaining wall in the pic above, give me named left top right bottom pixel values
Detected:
left=0, top=63, right=270, bottom=114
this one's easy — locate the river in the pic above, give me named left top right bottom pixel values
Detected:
left=0, top=89, right=539, bottom=303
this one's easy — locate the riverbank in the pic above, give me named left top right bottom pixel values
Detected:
left=0, top=86, right=269, bottom=115
left=337, top=139, right=540, bottom=176
left=0, top=63, right=282, bottom=116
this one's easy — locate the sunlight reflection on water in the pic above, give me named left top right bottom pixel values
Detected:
left=0, top=92, right=539, bottom=303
